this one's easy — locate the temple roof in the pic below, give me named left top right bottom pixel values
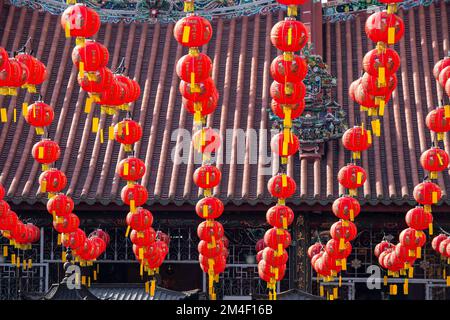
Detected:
left=0, top=1, right=450, bottom=208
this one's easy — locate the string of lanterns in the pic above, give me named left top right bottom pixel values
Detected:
left=258, top=0, right=309, bottom=300
left=0, top=183, right=40, bottom=270
left=174, top=0, right=227, bottom=300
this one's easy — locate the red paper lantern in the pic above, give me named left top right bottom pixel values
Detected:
left=26, top=224, right=40, bottom=243
left=365, top=11, right=405, bottom=44
left=24, top=101, right=54, bottom=128
left=90, top=236, right=107, bottom=257
left=348, top=79, right=361, bottom=103
left=413, top=181, right=442, bottom=206
left=62, top=228, right=86, bottom=250
left=116, top=157, right=146, bottom=181
left=156, top=231, right=170, bottom=246
left=115, top=74, right=140, bottom=104
left=11, top=222, right=29, bottom=244
left=15, top=53, right=47, bottom=86
left=39, top=169, right=67, bottom=193
left=386, top=252, right=405, bottom=272
left=98, top=78, right=126, bottom=106
left=399, top=228, right=426, bottom=249
left=262, top=247, right=288, bottom=266
left=0, top=200, right=10, bottom=217
left=378, top=250, right=392, bottom=269
left=126, top=207, right=153, bottom=231
left=362, top=48, right=400, bottom=77
left=361, top=72, right=397, bottom=96
left=420, top=147, right=449, bottom=177
left=53, top=213, right=80, bottom=233
left=432, top=234, right=448, bottom=252
left=197, top=220, right=224, bottom=242
left=0, top=183, right=4, bottom=200
left=47, top=193, right=74, bottom=217
left=270, top=19, right=308, bottom=52
left=394, top=243, right=416, bottom=264
left=330, top=220, right=357, bottom=242
left=195, top=196, right=224, bottom=219
left=264, top=228, right=291, bottom=250
left=405, top=207, right=433, bottom=231
left=325, top=239, right=352, bottom=259
left=77, top=67, right=114, bottom=93
left=271, top=100, right=305, bottom=120
left=354, top=84, right=378, bottom=109
left=258, top=260, right=286, bottom=282
left=256, top=250, right=263, bottom=263
left=156, top=240, right=169, bottom=258
left=0, top=210, right=18, bottom=231
left=61, top=4, right=101, bottom=38
left=182, top=93, right=218, bottom=117
left=89, top=229, right=110, bottom=246
left=307, top=243, right=323, bottom=259
left=438, top=66, right=450, bottom=88
left=198, top=239, right=224, bottom=258
left=32, top=139, right=61, bottom=165
left=270, top=131, right=300, bottom=157
left=193, top=165, right=222, bottom=189
left=342, top=126, right=372, bottom=157
left=332, top=196, right=361, bottom=221
left=270, top=54, right=308, bottom=83
left=192, top=127, right=221, bottom=154
left=199, top=254, right=226, bottom=274
left=120, top=184, right=148, bottom=207
left=0, top=47, right=8, bottom=69
left=270, top=81, right=306, bottom=105
left=338, top=164, right=367, bottom=190
left=76, top=239, right=97, bottom=261
left=7, top=58, right=29, bottom=87
left=374, top=241, right=394, bottom=258
left=439, top=238, right=450, bottom=257
left=176, top=53, right=212, bottom=83
left=114, top=119, right=143, bottom=146
left=255, top=239, right=266, bottom=252
left=433, top=57, right=450, bottom=80
left=179, top=77, right=215, bottom=102
left=425, top=107, right=450, bottom=138
left=72, top=40, right=109, bottom=71
left=173, top=15, right=213, bottom=47
left=266, top=205, right=294, bottom=228
left=130, top=227, right=156, bottom=246
left=267, top=174, right=296, bottom=199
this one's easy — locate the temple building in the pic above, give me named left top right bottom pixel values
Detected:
left=0, top=0, right=449, bottom=300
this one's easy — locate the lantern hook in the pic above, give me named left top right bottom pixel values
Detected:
left=114, top=57, right=126, bottom=74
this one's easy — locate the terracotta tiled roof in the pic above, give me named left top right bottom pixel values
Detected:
left=0, top=2, right=450, bottom=208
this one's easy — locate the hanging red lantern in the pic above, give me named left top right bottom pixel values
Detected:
left=325, top=239, right=352, bottom=259
left=332, top=196, right=361, bottom=221
left=348, top=79, right=361, bottom=103
left=399, top=228, right=426, bottom=249
left=53, top=213, right=80, bottom=234
left=266, top=205, right=294, bottom=228
left=413, top=181, right=442, bottom=210
left=313, top=256, right=332, bottom=277
left=198, top=239, right=224, bottom=258
left=0, top=210, right=18, bottom=231
left=256, top=239, right=267, bottom=252
left=365, top=11, right=405, bottom=44
left=361, top=72, right=397, bottom=96
left=330, top=220, right=357, bottom=242
left=7, top=58, right=29, bottom=88
left=195, top=196, right=224, bottom=219
left=120, top=184, right=148, bottom=207
left=354, top=84, right=379, bottom=109
left=26, top=224, right=40, bottom=244
left=156, top=231, right=170, bottom=246
left=0, top=47, right=8, bottom=69
left=262, top=247, right=288, bottom=266
left=267, top=174, right=296, bottom=199
left=179, top=77, right=215, bottom=102
left=193, top=165, right=222, bottom=189
left=116, top=157, right=146, bottom=181
left=433, top=57, right=450, bottom=80
left=270, top=54, right=308, bottom=83
left=264, top=228, right=291, bottom=251
left=182, top=92, right=218, bottom=117
left=192, top=127, right=221, bottom=154
left=176, top=53, right=212, bottom=83
left=271, top=100, right=305, bottom=120
left=90, top=236, right=107, bottom=257
left=394, top=243, right=417, bottom=265
left=386, top=251, right=405, bottom=272
left=420, top=147, right=449, bottom=179
left=438, top=66, right=450, bottom=88
left=197, top=220, right=224, bottom=242
left=0, top=200, right=10, bottom=217
left=78, top=67, right=114, bottom=93
left=256, top=250, right=263, bottom=263
left=130, top=228, right=156, bottom=246
left=199, top=254, right=226, bottom=274
left=89, top=229, right=110, bottom=246
left=173, top=15, right=213, bottom=47
left=60, top=4, right=101, bottom=38
left=11, top=222, right=29, bottom=244
left=438, top=238, right=450, bottom=257
left=342, top=126, right=372, bottom=159
left=24, top=101, right=54, bottom=128
left=62, top=228, right=86, bottom=250
left=98, top=78, right=127, bottom=106
left=446, top=78, right=450, bottom=98
left=270, top=19, right=308, bottom=52
left=156, top=240, right=169, bottom=258
left=270, top=81, right=306, bottom=105
left=39, top=169, right=67, bottom=193
left=258, top=260, right=287, bottom=282
left=0, top=183, right=4, bottom=200
left=378, top=249, right=392, bottom=269
left=114, top=119, right=143, bottom=150
left=47, top=193, right=74, bottom=217
left=72, top=40, right=109, bottom=71
left=338, top=164, right=366, bottom=192
left=374, top=241, right=394, bottom=258
left=126, top=207, right=153, bottom=231
left=15, top=53, right=47, bottom=87
left=270, top=131, right=300, bottom=157
left=76, top=239, right=97, bottom=261
left=405, top=207, right=433, bottom=231
left=31, top=139, right=61, bottom=166
left=115, top=74, right=139, bottom=104
left=362, top=48, right=400, bottom=77
left=307, top=243, right=323, bottom=259
left=432, top=234, right=448, bottom=252
left=425, top=107, right=450, bottom=140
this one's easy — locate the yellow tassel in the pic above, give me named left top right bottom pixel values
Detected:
left=79, top=62, right=85, bottom=78
left=0, top=108, right=7, bottom=122
left=349, top=209, right=354, bottom=221
left=383, top=275, right=388, bottom=286
left=416, top=246, right=422, bottom=259
left=403, top=278, right=409, bottom=295
left=379, top=100, right=385, bottom=116
left=40, top=179, right=47, bottom=193
left=339, top=237, right=345, bottom=250
left=107, top=126, right=114, bottom=140
left=85, top=97, right=93, bottom=114
left=277, top=243, right=283, bottom=256
left=130, top=199, right=136, bottom=213
left=371, top=119, right=381, bottom=137
left=429, top=223, right=433, bottom=235
left=432, top=191, right=438, bottom=204
left=283, top=107, right=292, bottom=128
left=81, top=276, right=86, bottom=285
left=333, top=287, right=338, bottom=299
left=319, top=285, right=324, bottom=297
left=356, top=172, right=363, bottom=184
left=282, top=216, right=288, bottom=229
left=57, top=233, right=62, bottom=245
left=3, top=246, right=7, bottom=257
left=341, top=258, right=347, bottom=271
left=92, top=117, right=99, bottom=133
left=287, top=27, right=292, bottom=45
left=339, top=274, right=342, bottom=287
left=182, top=26, right=191, bottom=43
left=387, top=27, right=395, bottom=45
left=446, top=276, right=450, bottom=286
left=445, top=105, right=450, bottom=118
left=287, top=5, right=297, bottom=16
left=88, top=277, right=91, bottom=287
left=65, top=21, right=71, bottom=38
left=13, top=108, right=16, bottom=122
left=282, top=174, right=287, bottom=187
left=378, top=67, right=386, bottom=87
left=16, top=257, right=20, bottom=268
left=28, top=259, right=32, bottom=269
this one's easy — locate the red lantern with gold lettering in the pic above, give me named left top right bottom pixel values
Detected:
left=176, top=53, right=212, bottom=83
left=338, top=164, right=366, bottom=191
left=267, top=174, right=296, bottom=199
left=53, top=213, right=80, bottom=234
left=413, top=181, right=442, bottom=209
left=39, top=169, right=67, bottom=193
left=195, top=196, right=224, bottom=219
left=61, top=4, right=101, bottom=38
left=126, top=207, right=153, bottom=231
left=420, top=147, right=449, bottom=179
left=173, top=15, right=213, bottom=48
left=193, top=165, right=222, bottom=189
left=342, top=126, right=372, bottom=159
left=120, top=184, right=148, bottom=207
left=47, top=193, right=74, bottom=217
left=270, top=131, right=300, bottom=157
left=365, top=11, right=405, bottom=44
left=32, top=139, right=61, bottom=167
left=266, top=205, right=294, bottom=228
left=332, top=196, right=361, bottom=221
left=116, top=157, right=146, bottom=181
left=425, top=107, right=450, bottom=140
left=270, top=19, right=308, bottom=52
left=270, top=54, right=308, bottom=83
left=24, top=101, right=54, bottom=128
left=405, top=207, right=433, bottom=231
left=72, top=40, right=109, bottom=71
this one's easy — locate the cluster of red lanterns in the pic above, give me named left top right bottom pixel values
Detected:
left=431, top=234, right=450, bottom=267
left=348, top=2, right=404, bottom=137
left=259, top=0, right=309, bottom=300
left=115, top=119, right=169, bottom=296
left=0, top=183, right=40, bottom=270
left=433, top=55, right=450, bottom=100
left=0, top=46, right=47, bottom=96
left=174, top=1, right=226, bottom=301
left=62, top=3, right=140, bottom=122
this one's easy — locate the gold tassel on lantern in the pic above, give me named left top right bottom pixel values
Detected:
left=387, top=27, right=395, bottom=45
left=403, top=278, right=409, bottom=295
left=283, top=106, right=292, bottom=128
left=3, top=246, right=7, bottom=257
left=0, top=108, right=7, bottom=123
left=377, top=67, right=386, bottom=87
left=287, top=5, right=297, bottom=16
left=429, top=223, right=433, bottom=235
